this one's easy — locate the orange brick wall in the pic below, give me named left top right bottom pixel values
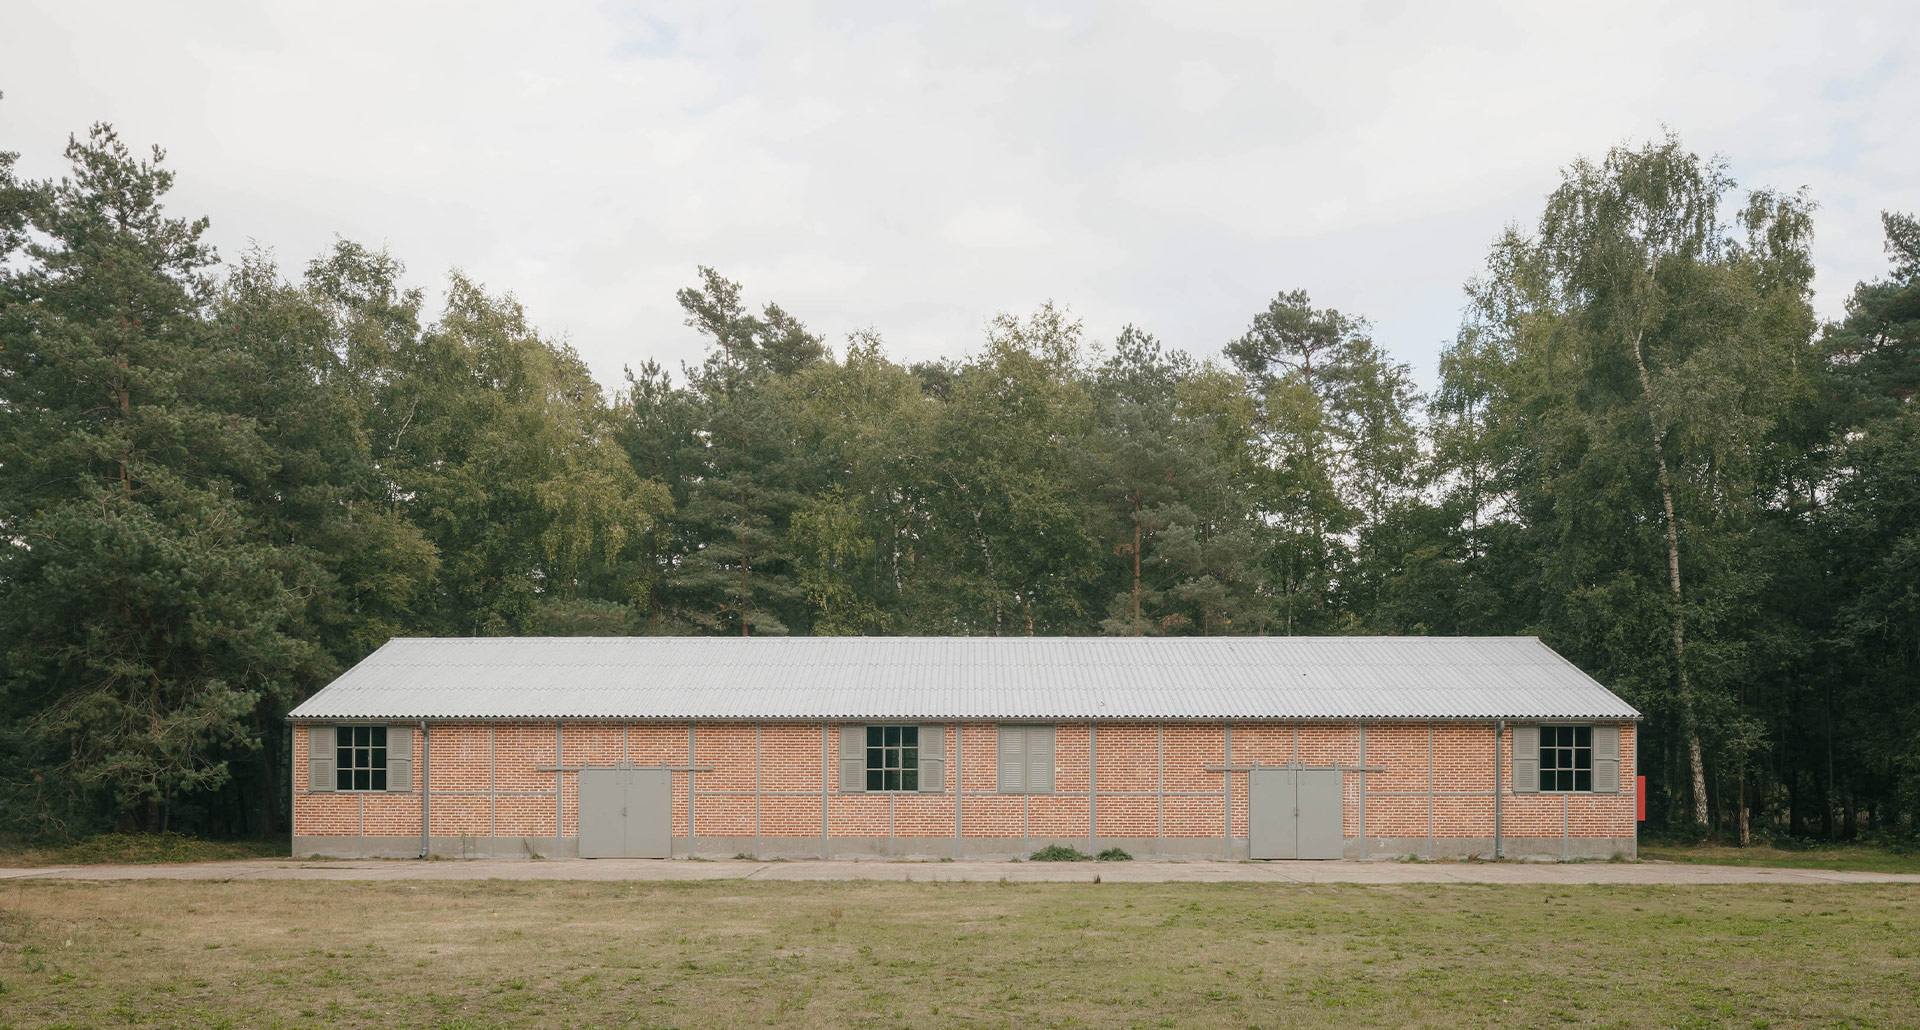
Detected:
left=291, top=720, right=1639, bottom=852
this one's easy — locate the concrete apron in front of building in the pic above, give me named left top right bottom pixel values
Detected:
left=293, top=834, right=1639, bottom=862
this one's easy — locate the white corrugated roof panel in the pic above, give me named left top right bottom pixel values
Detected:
left=287, top=636, right=1640, bottom=722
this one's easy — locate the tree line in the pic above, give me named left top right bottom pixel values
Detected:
left=2, top=124, right=1914, bottom=845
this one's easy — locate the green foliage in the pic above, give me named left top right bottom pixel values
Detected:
left=0, top=832, right=284, bottom=867
left=1028, top=844, right=1091, bottom=862
left=1095, top=847, right=1133, bottom=862
left=0, top=117, right=1911, bottom=846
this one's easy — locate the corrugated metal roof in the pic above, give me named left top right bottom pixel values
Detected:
left=288, top=636, right=1640, bottom=722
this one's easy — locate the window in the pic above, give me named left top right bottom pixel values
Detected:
left=865, top=725, right=918, bottom=791
left=1539, top=725, right=1591, bottom=792
left=996, top=724, right=1056, bottom=794
left=336, top=725, right=388, bottom=791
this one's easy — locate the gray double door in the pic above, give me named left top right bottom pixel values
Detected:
left=1248, top=767, right=1344, bottom=860
left=578, top=766, right=672, bottom=858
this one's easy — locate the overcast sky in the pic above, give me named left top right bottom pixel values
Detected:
left=4, top=1, right=1915, bottom=390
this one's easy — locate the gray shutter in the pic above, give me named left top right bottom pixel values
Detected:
left=838, top=725, right=866, bottom=792
left=997, top=725, right=1027, bottom=793
left=1026, top=725, right=1056, bottom=794
left=308, top=725, right=336, bottom=792
left=386, top=725, right=414, bottom=793
left=917, top=724, right=946, bottom=793
left=1511, top=724, right=1540, bottom=794
left=1592, top=725, right=1620, bottom=794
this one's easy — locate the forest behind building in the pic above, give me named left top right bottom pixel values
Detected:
left=2, top=124, right=1916, bottom=848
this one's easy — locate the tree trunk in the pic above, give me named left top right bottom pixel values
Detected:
left=1737, top=771, right=1750, bottom=846
left=1130, top=493, right=1142, bottom=634
left=1630, top=329, right=1709, bottom=827
left=257, top=717, right=279, bottom=838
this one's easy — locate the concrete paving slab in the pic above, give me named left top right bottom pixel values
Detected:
left=3, top=857, right=1918, bottom=886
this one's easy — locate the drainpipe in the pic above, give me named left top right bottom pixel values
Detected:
left=419, top=720, right=431, bottom=859
left=1493, top=719, right=1505, bottom=859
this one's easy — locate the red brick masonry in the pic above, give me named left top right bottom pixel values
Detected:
left=293, top=720, right=1637, bottom=860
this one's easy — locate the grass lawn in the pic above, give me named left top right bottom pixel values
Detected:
left=1, top=880, right=1917, bottom=1028
left=0, top=833, right=285, bottom=868
left=1640, top=840, right=1920, bottom=875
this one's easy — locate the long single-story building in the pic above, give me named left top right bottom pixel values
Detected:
left=288, top=636, right=1641, bottom=861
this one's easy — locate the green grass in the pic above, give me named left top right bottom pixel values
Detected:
left=0, top=832, right=285, bottom=868
left=1641, top=839, right=1920, bottom=874
left=1, top=879, right=1916, bottom=1028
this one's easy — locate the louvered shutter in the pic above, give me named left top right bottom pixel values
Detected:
left=917, top=725, right=946, bottom=793
left=997, top=725, right=1027, bottom=794
left=308, top=725, right=336, bottom=792
left=386, top=725, right=414, bottom=793
left=1511, top=724, right=1540, bottom=794
left=1026, top=725, right=1056, bottom=794
left=1592, top=725, right=1620, bottom=794
left=838, top=725, right=866, bottom=792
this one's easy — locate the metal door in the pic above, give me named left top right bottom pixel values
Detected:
left=623, top=767, right=671, bottom=858
left=1248, top=768, right=1296, bottom=859
left=1248, top=766, right=1345, bottom=860
left=579, top=766, right=672, bottom=858
left=1295, top=768, right=1344, bottom=859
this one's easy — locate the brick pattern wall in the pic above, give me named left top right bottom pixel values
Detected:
left=292, top=719, right=1639, bottom=847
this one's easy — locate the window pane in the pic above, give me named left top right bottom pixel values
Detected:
left=1575, top=770, right=1591, bottom=792
left=902, top=770, right=918, bottom=791
left=868, top=726, right=882, bottom=747
left=356, top=726, right=371, bottom=746
left=1575, top=749, right=1591, bottom=770
left=884, top=770, right=900, bottom=791
left=354, top=769, right=370, bottom=791
left=1560, top=771, right=1575, bottom=791
left=337, top=770, right=352, bottom=790
left=371, top=726, right=387, bottom=747
left=1560, top=749, right=1574, bottom=770
left=867, top=770, right=882, bottom=791
left=867, top=747, right=882, bottom=771
left=338, top=746, right=352, bottom=768
left=370, top=748, right=385, bottom=770
left=353, top=748, right=368, bottom=768
left=337, top=727, right=351, bottom=747
left=371, top=770, right=387, bottom=791
left=1539, top=770, right=1550, bottom=791
left=901, top=746, right=917, bottom=771
left=902, top=726, right=918, bottom=747
left=884, top=726, right=900, bottom=747
left=1574, top=726, right=1590, bottom=747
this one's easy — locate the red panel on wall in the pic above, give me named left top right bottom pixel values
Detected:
left=1637, top=776, right=1647, bottom=821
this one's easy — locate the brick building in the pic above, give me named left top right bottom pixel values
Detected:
left=288, top=636, right=1640, bottom=861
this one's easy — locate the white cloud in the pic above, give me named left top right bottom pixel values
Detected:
left=3, top=0, right=1913, bottom=389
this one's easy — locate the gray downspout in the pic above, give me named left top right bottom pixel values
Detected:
left=820, top=722, right=830, bottom=860
left=419, top=721, right=430, bottom=859
left=954, top=722, right=964, bottom=860
left=1494, top=719, right=1505, bottom=859
left=1222, top=721, right=1233, bottom=860
left=1357, top=721, right=1367, bottom=860
left=1087, top=723, right=1097, bottom=859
